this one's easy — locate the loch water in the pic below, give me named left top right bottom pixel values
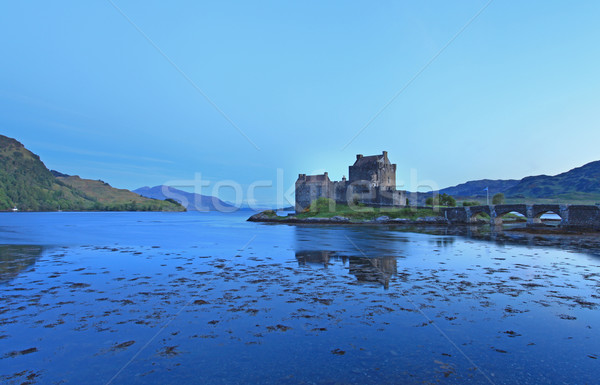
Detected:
left=0, top=211, right=598, bottom=384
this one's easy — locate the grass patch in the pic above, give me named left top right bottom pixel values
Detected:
left=291, top=198, right=440, bottom=221
left=501, top=213, right=527, bottom=222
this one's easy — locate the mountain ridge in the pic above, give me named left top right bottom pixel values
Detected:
left=134, top=185, right=234, bottom=211
left=439, top=160, right=600, bottom=203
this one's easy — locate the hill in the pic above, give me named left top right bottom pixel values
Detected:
left=134, top=185, right=234, bottom=211
left=439, top=161, right=600, bottom=204
left=0, top=134, right=184, bottom=211
left=58, top=176, right=185, bottom=211
left=504, top=161, right=600, bottom=202
left=440, top=179, right=519, bottom=198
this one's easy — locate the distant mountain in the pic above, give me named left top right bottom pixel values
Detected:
left=440, top=179, right=520, bottom=198
left=0, top=134, right=184, bottom=212
left=134, top=185, right=234, bottom=211
left=439, top=160, right=600, bottom=203
left=504, top=161, right=600, bottom=199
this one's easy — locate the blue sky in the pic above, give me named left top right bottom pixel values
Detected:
left=1, top=1, right=599, bottom=206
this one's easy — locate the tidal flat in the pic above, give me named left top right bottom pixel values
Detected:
left=0, top=212, right=599, bottom=384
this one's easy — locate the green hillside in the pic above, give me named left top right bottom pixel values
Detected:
left=57, top=175, right=185, bottom=211
left=504, top=161, right=600, bottom=202
left=0, top=135, right=184, bottom=212
left=439, top=160, right=600, bottom=204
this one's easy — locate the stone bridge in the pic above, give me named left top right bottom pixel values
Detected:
left=441, top=204, right=600, bottom=229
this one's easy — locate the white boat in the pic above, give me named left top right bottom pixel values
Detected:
left=11, top=207, right=18, bottom=212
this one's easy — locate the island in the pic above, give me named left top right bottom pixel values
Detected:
left=250, top=151, right=600, bottom=231
left=248, top=197, right=449, bottom=225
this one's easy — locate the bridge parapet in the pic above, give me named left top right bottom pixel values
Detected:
left=442, top=207, right=469, bottom=223
left=442, top=206, right=491, bottom=224
left=563, top=205, right=600, bottom=229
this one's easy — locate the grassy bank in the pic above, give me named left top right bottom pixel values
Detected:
left=265, top=198, right=442, bottom=221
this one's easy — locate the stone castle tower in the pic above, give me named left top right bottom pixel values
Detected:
left=295, top=151, right=405, bottom=212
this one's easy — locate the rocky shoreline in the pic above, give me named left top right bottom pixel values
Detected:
left=247, top=211, right=450, bottom=225
left=247, top=211, right=600, bottom=240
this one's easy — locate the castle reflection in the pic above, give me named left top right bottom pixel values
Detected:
left=293, top=226, right=407, bottom=289
left=291, top=220, right=600, bottom=288
left=295, top=250, right=397, bottom=289
left=295, top=250, right=346, bottom=267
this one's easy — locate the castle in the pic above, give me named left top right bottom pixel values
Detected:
left=295, top=151, right=406, bottom=212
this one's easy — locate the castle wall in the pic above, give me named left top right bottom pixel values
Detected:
left=349, top=166, right=378, bottom=187
left=348, top=152, right=397, bottom=188
left=377, top=164, right=397, bottom=188
left=374, top=188, right=405, bottom=207
left=294, top=152, right=406, bottom=212
left=345, top=185, right=405, bottom=207
left=295, top=181, right=406, bottom=211
left=295, top=180, right=331, bottom=212
left=332, top=181, right=348, bottom=204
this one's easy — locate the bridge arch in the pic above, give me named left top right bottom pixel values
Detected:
left=495, top=211, right=528, bottom=225
left=531, top=204, right=564, bottom=221
left=534, top=209, right=563, bottom=219
left=494, top=204, right=527, bottom=218
left=467, top=206, right=491, bottom=223
left=492, top=204, right=528, bottom=225
left=527, top=204, right=566, bottom=226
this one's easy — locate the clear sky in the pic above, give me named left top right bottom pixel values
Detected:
left=1, top=1, right=599, bottom=206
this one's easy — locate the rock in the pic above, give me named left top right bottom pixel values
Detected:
left=330, top=216, right=350, bottom=223
left=304, top=217, right=330, bottom=222
left=247, top=212, right=277, bottom=221
left=247, top=213, right=265, bottom=221
left=248, top=212, right=452, bottom=225
left=416, top=216, right=449, bottom=224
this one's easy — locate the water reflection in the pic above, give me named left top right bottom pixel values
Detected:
left=293, top=225, right=411, bottom=257
left=295, top=250, right=346, bottom=267
left=430, top=236, right=455, bottom=248
left=295, top=250, right=397, bottom=288
left=292, top=223, right=600, bottom=290
left=464, top=225, right=600, bottom=258
left=347, top=255, right=397, bottom=289
left=294, top=223, right=600, bottom=259
left=0, top=244, right=44, bottom=282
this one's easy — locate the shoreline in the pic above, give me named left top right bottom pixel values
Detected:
left=247, top=213, right=450, bottom=225
left=247, top=212, right=600, bottom=236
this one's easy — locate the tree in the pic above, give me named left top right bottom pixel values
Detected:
left=444, top=195, right=457, bottom=207
left=492, top=193, right=505, bottom=205
left=426, top=193, right=456, bottom=207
